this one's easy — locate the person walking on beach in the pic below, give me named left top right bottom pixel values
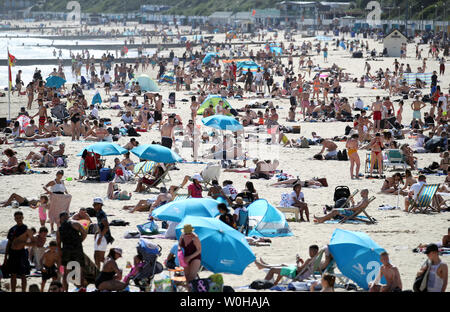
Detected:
left=369, top=251, right=402, bottom=292
left=160, top=114, right=175, bottom=149
left=346, top=133, right=360, bottom=179
left=3, top=211, right=34, bottom=292
left=416, top=244, right=447, bottom=292
left=32, top=99, right=48, bottom=135
left=93, top=198, right=114, bottom=269
left=371, top=96, right=382, bottom=132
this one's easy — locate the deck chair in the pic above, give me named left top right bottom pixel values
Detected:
left=338, top=196, right=376, bottom=224
left=142, top=164, right=173, bottom=192
left=200, top=162, right=221, bottom=189
left=365, top=153, right=383, bottom=174
left=384, top=149, right=407, bottom=171
left=172, top=194, right=189, bottom=202
left=408, top=183, right=440, bottom=213
left=134, top=161, right=156, bottom=179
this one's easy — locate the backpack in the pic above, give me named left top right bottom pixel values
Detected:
left=250, top=280, right=274, bottom=290
left=127, top=127, right=140, bottom=137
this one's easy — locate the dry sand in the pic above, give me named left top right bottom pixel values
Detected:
left=0, top=26, right=449, bottom=292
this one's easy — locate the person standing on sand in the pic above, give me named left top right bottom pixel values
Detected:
left=346, top=134, right=360, bottom=179
left=369, top=251, right=402, bottom=292
left=371, top=96, right=383, bottom=132
left=3, top=211, right=34, bottom=292
left=160, top=114, right=175, bottom=149
left=416, top=244, right=448, bottom=292
left=32, top=99, right=47, bottom=135
left=93, top=197, right=113, bottom=269
left=411, top=96, right=426, bottom=125
left=26, top=82, right=34, bottom=110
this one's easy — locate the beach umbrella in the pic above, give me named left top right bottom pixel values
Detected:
left=270, top=46, right=282, bottom=55
left=203, top=52, right=218, bottom=64
left=202, top=115, right=243, bottom=132
left=328, top=229, right=387, bottom=290
left=130, top=144, right=183, bottom=163
left=175, top=216, right=256, bottom=275
left=92, top=92, right=102, bottom=105
left=77, top=142, right=128, bottom=157
left=152, top=198, right=220, bottom=222
left=133, top=161, right=156, bottom=175
left=236, top=60, right=258, bottom=69
left=45, top=76, right=66, bottom=88
left=133, top=74, right=159, bottom=92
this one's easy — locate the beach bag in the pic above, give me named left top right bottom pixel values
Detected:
left=414, top=260, right=431, bottom=292
left=190, top=278, right=210, bottom=292
left=250, top=280, right=274, bottom=290
left=136, top=221, right=159, bottom=235
left=88, top=223, right=99, bottom=235
left=177, top=249, right=188, bottom=268
left=313, top=154, right=323, bottom=160
left=208, top=274, right=224, bottom=292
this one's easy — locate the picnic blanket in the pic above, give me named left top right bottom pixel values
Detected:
left=48, top=193, right=72, bottom=224
left=402, top=73, right=432, bottom=85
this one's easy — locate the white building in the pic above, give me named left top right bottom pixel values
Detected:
left=383, top=29, right=407, bottom=57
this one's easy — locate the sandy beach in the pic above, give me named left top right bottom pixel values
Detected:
left=0, top=24, right=449, bottom=292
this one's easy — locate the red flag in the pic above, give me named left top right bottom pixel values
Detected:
left=252, top=9, right=256, bottom=16
left=8, top=51, right=16, bottom=90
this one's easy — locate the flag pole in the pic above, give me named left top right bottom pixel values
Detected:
left=7, top=46, right=11, bottom=121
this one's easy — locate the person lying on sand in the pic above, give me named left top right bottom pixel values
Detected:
left=123, top=186, right=177, bottom=213
left=270, top=178, right=323, bottom=188
left=254, top=245, right=319, bottom=285
left=1, top=193, right=40, bottom=207
left=314, top=189, right=370, bottom=223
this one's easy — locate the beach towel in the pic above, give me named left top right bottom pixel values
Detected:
left=378, top=205, right=400, bottom=210
left=48, top=193, right=72, bottom=224
left=324, top=215, right=372, bottom=224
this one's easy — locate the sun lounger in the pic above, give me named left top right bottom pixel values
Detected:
left=384, top=149, right=408, bottom=171
left=338, top=196, right=376, bottom=224
left=408, top=183, right=440, bottom=213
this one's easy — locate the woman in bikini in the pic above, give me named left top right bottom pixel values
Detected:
left=396, top=100, right=404, bottom=125
left=346, top=134, right=361, bottom=179
left=401, top=169, right=417, bottom=193
left=369, top=133, right=384, bottom=177
left=322, top=78, right=330, bottom=104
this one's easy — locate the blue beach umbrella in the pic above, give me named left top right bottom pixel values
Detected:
left=270, top=46, right=282, bottom=55
left=46, top=76, right=66, bottom=88
left=77, top=142, right=128, bottom=156
left=175, top=216, right=256, bottom=275
left=328, top=229, right=387, bottom=290
left=203, top=52, right=218, bottom=64
left=152, top=198, right=220, bottom=222
left=202, top=115, right=243, bottom=132
left=131, top=144, right=183, bottom=163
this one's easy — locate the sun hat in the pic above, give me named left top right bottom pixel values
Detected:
left=93, top=197, right=104, bottom=205
left=40, top=147, right=47, bottom=152
left=182, top=224, right=195, bottom=234
left=192, top=173, right=203, bottom=182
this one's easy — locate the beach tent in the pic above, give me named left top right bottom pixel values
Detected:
left=92, top=92, right=102, bottom=105
left=131, top=74, right=159, bottom=92
left=247, top=199, right=293, bottom=237
left=402, top=73, right=432, bottom=85
left=237, top=60, right=261, bottom=73
left=203, top=52, right=218, bottom=65
left=197, top=95, right=233, bottom=115
left=270, top=46, right=282, bottom=55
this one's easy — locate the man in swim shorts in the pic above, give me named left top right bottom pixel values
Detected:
left=371, top=96, right=383, bottom=132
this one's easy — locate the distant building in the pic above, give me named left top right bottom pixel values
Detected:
left=383, top=29, right=407, bottom=57
left=209, top=11, right=233, bottom=26
left=253, top=9, right=281, bottom=26
left=140, top=5, right=171, bottom=13
left=277, top=1, right=352, bottom=22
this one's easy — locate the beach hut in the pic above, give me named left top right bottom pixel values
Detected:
left=247, top=199, right=293, bottom=237
left=383, top=29, right=407, bottom=57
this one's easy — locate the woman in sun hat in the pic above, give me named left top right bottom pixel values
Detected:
left=178, top=224, right=202, bottom=286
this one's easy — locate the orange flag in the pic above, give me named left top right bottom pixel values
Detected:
left=8, top=51, right=16, bottom=90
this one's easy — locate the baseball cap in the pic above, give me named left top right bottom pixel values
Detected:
left=424, top=244, right=439, bottom=254
left=93, top=197, right=104, bottom=205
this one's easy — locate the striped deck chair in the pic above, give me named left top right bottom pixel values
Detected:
left=142, top=164, right=173, bottom=193
left=408, top=183, right=440, bottom=213
left=172, top=194, right=189, bottom=202
left=134, top=161, right=156, bottom=179
left=339, top=196, right=376, bottom=224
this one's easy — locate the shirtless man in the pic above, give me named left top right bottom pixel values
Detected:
left=24, top=119, right=39, bottom=137
left=371, top=96, right=383, bottom=132
left=154, top=94, right=163, bottom=130
left=32, top=99, right=48, bottom=135
left=40, top=240, right=61, bottom=292
left=443, top=227, right=450, bottom=248
left=3, top=211, right=35, bottom=292
left=203, top=104, right=215, bottom=118
left=369, top=252, right=402, bottom=292
left=346, top=134, right=361, bottom=179
left=383, top=97, right=395, bottom=117
left=411, top=96, right=427, bottom=124
left=59, top=119, right=73, bottom=137
left=314, top=189, right=370, bottom=223
left=318, top=139, right=338, bottom=160
left=160, top=115, right=175, bottom=149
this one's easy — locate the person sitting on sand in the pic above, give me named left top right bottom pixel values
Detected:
left=107, top=182, right=132, bottom=201
left=316, top=139, right=338, bottom=160
left=442, top=227, right=450, bottom=248
left=250, top=159, right=279, bottom=179
left=401, top=169, right=417, bottom=193
left=95, top=248, right=127, bottom=291
left=314, top=189, right=370, bottom=223
left=1, top=149, right=18, bottom=171
left=71, top=208, right=92, bottom=227
left=254, top=245, right=319, bottom=285
left=218, top=203, right=236, bottom=229
left=369, top=251, right=402, bottom=292
left=381, top=173, right=405, bottom=195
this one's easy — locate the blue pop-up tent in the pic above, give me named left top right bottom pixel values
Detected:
left=247, top=199, right=292, bottom=237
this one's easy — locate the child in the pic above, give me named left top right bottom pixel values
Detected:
left=123, top=254, right=145, bottom=285
left=41, top=241, right=61, bottom=292
left=31, top=195, right=49, bottom=227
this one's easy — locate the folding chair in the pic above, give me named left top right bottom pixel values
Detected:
left=408, top=183, right=441, bottom=213
left=236, top=209, right=249, bottom=236
left=200, top=162, right=221, bottom=190
left=142, top=164, right=173, bottom=193
left=384, top=149, right=408, bottom=171
left=338, top=196, right=377, bottom=224
left=134, top=161, right=156, bottom=179
left=365, top=153, right=383, bottom=174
